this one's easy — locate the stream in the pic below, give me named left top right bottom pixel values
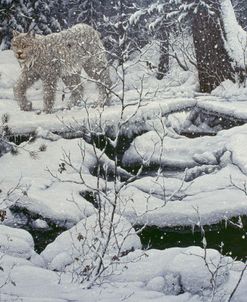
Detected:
left=4, top=110, right=247, bottom=260
left=136, top=216, right=247, bottom=261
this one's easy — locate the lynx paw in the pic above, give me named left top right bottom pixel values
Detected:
left=20, top=101, right=32, bottom=111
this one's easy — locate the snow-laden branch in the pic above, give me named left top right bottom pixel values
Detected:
left=220, top=0, right=247, bottom=69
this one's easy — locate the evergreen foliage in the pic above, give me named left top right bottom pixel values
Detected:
left=233, top=0, right=247, bottom=29
left=1, top=0, right=246, bottom=92
left=31, top=0, right=62, bottom=34
left=0, top=0, right=32, bottom=49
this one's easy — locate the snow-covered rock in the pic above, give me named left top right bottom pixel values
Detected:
left=0, top=225, right=44, bottom=266
left=111, top=164, right=247, bottom=227
left=122, top=121, right=247, bottom=178
left=41, top=213, right=141, bottom=272
left=146, top=276, right=166, bottom=292
left=173, top=247, right=229, bottom=294
left=163, top=273, right=181, bottom=295
left=0, top=138, right=99, bottom=227
left=122, top=129, right=225, bottom=169
left=31, top=219, right=49, bottom=229
left=111, top=246, right=241, bottom=300
left=0, top=237, right=245, bottom=301
left=0, top=135, right=130, bottom=227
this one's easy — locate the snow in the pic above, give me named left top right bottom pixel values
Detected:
left=1, top=38, right=247, bottom=301
left=0, top=137, right=99, bottom=227
left=41, top=213, right=141, bottom=272
left=129, top=10, right=145, bottom=25
left=31, top=218, right=49, bottom=229
left=112, top=166, right=247, bottom=227
left=212, top=80, right=247, bottom=101
left=122, top=130, right=223, bottom=169
left=122, top=109, right=247, bottom=173
left=0, top=132, right=128, bottom=228
left=0, top=245, right=246, bottom=302
left=1, top=48, right=247, bottom=229
left=0, top=225, right=44, bottom=266
left=119, top=120, right=247, bottom=226
left=0, top=47, right=197, bottom=137
left=220, top=0, right=247, bottom=69
left=146, top=276, right=166, bottom=292
left=0, top=50, right=246, bottom=141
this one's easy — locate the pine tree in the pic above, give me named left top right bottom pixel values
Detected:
left=233, top=0, right=247, bottom=29
left=102, top=0, right=149, bottom=62
left=130, top=0, right=182, bottom=79
left=145, top=1, right=176, bottom=79
left=76, top=0, right=105, bottom=27
left=0, top=0, right=66, bottom=49
left=0, top=0, right=33, bottom=49
left=31, top=0, right=62, bottom=34
left=170, top=0, right=246, bottom=93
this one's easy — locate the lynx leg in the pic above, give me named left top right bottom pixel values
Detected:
left=14, top=71, right=38, bottom=111
left=98, top=67, right=112, bottom=106
left=84, top=63, right=112, bottom=107
left=62, top=74, right=84, bottom=109
left=42, top=79, right=57, bottom=113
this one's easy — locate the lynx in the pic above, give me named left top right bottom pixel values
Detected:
left=11, top=24, right=111, bottom=113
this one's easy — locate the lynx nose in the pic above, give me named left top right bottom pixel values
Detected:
left=17, top=50, right=23, bottom=56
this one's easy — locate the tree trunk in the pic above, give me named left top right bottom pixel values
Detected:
left=191, top=0, right=234, bottom=93
left=157, top=25, right=169, bottom=80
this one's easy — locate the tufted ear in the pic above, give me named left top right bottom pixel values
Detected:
left=27, top=30, right=35, bottom=38
left=12, top=30, right=20, bottom=37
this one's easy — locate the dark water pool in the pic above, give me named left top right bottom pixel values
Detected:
left=26, top=225, right=66, bottom=253
left=27, top=216, right=247, bottom=258
left=136, top=216, right=247, bottom=261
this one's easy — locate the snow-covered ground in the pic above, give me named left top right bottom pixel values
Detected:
left=0, top=50, right=246, bottom=136
left=1, top=48, right=247, bottom=301
left=0, top=238, right=247, bottom=302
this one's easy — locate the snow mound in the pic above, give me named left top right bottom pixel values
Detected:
left=212, top=80, right=247, bottom=101
left=112, top=246, right=236, bottom=299
left=0, top=137, right=113, bottom=226
left=41, top=213, right=141, bottom=272
left=0, top=244, right=246, bottom=301
left=122, top=130, right=224, bottom=169
left=0, top=225, right=44, bottom=266
left=112, top=164, right=247, bottom=227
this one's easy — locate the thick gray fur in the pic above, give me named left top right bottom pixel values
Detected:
left=11, top=24, right=111, bottom=113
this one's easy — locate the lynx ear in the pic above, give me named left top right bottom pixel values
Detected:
left=27, top=30, right=35, bottom=38
left=12, top=30, right=20, bottom=37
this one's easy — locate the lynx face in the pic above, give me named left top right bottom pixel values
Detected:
left=11, top=31, right=35, bottom=63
